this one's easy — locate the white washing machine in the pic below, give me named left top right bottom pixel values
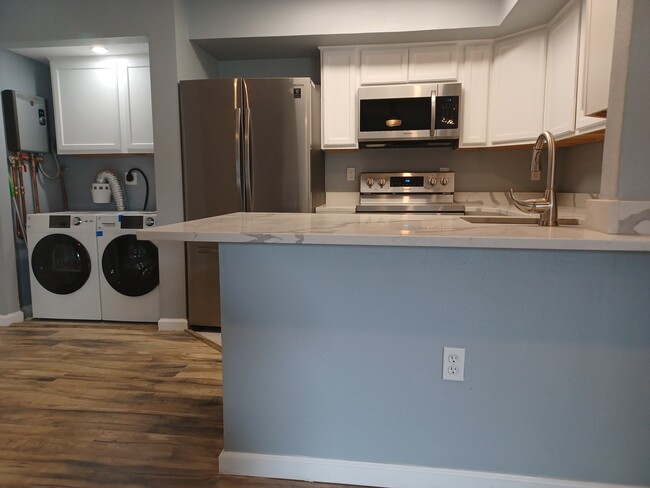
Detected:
left=26, top=212, right=102, bottom=320
left=96, top=212, right=160, bottom=322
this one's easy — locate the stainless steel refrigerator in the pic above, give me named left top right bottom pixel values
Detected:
left=179, top=78, right=324, bottom=326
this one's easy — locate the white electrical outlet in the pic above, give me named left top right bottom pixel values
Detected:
left=125, top=171, right=137, bottom=185
left=346, top=167, right=356, bottom=181
left=442, top=347, right=465, bottom=381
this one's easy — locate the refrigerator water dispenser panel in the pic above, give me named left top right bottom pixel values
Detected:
left=2, top=90, right=50, bottom=153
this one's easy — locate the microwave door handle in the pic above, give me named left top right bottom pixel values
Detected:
left=430, top=90, right=437, bottom=138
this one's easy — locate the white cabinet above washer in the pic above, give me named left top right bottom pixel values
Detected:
left=50, top=55, right=153, bottom=155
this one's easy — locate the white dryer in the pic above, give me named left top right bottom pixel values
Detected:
left=26, top=212, right=102, bottom=320
left=96, top=212, right=160, bottom=322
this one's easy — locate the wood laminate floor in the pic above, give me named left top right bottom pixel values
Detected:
left=0, top=322, right=360, bottom=488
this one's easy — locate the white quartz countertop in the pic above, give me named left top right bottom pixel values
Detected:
left=139, top=211, right=650, bottom=252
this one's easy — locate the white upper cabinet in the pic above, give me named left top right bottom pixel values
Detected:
left=582, top=0, right=617, bottom=118
left=50, top=55, right=153, bottom=154
left=360, top=48, right=408, bottom=85
left=320, top=48, right=359, bottom=149
left=544, top=1, right=581, bottom=139
left=490, top=29, right=547, bottom=145
left=50, top=57, right=122, bottom=154
left=575, top=0, right=607, bottom=132
left=408, top=44, right=459, bottom=82
left=359, top=44, right=459, bottom=85
left=120, top=55, right=154, bottom=152
left=459, top=44, right=491, bottom=147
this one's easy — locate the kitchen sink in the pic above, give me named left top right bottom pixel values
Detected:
left=461, top=215, right=580, bottom=225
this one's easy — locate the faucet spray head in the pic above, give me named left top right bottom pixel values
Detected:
left=530, top=150, right=542, bottom=181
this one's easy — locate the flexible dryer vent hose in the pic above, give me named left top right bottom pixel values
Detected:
left=95, top=169, right=127, bottom=211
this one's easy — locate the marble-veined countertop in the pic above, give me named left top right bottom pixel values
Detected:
left=139, top=210, right=650, bottom=252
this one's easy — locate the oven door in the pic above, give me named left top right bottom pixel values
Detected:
left=356, top=194, right=465, bottom=214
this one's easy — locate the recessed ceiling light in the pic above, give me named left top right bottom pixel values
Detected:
left=91, top=46, right=109, bottom=54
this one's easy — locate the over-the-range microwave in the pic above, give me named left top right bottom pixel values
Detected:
left=358, top=82, right=461, bottom=148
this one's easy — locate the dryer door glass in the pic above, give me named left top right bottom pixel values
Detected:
left=31, top=234, right=92, bottom=295
left=102, top=235, right=159, bottom=297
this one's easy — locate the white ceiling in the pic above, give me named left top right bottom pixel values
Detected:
left=190, top=0, right=570, bottom=59
left=8, top=40, right=149, bottom=65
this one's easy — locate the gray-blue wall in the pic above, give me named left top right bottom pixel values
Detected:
left=60, top=155, right=156, bottom=212
left=220, top=243, right=650, bottom=486
left=325, top=142, right=604, bottom=194
left=0, top=48, right=59, bottom=315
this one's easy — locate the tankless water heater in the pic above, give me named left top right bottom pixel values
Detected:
left=2, top=89, right=50, bottom=153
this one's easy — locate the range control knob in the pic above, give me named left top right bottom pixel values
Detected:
left=377, top=177, right=386, bottom=188
left=441, top=177, right=449, bottom=186
left=144, top=216, right=155, bottom=227
left=366, top=177, right=375, bottom=188
left=72, top=216, right=82, bottom=226
left=428, top=177, right=438, bottom=186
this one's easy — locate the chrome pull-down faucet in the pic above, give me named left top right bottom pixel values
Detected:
left=509, top=131, right=558, bottom=226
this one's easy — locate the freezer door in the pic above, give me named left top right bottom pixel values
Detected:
left=243, top=78, right=314, bottom=213
left=180, top=79, right=244, bottom=220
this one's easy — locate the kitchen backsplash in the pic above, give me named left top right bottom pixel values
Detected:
left=324, top=141, right=604, bottom=194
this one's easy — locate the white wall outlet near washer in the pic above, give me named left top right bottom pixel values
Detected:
left=442, top=347, right=465, bottom=381
left=125, top=171, right=137, bottom=185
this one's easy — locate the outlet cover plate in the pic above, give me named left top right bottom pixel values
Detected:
left=125, top=171, right=137, bottom=185
left=442, top=346, right=465, bottom=381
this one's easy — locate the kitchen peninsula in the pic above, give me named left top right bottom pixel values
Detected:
left=139, top=212, right=650, bottom=488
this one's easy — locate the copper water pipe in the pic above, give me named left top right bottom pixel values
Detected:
left=16, top=153, right=28, bottom=225
left=29, top=153, right=41, bottom=213
left=8, top=156, right=23, bottom=239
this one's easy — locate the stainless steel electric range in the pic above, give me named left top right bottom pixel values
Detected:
left=355, top=171, right=465, bottom=214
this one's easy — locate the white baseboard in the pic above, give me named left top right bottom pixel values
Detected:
left=157, top=318, right=188, bottom=331
left=218, top=451, right=642, bottom=488
left=0, top=310, right=24, bottom=327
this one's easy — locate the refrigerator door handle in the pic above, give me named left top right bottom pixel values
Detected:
left=243, top=107, right=252, bottom=211
left=235, top=107, right=244, bottom=210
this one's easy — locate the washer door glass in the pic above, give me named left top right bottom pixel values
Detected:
left=102, top=235, right=159, bottom=297
left=31, top=234, right=92, bottom=295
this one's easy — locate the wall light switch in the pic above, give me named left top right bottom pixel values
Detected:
left=346, top=167, right=356, bottom=181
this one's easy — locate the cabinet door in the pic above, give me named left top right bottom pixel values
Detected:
left=544, top=1, right=580, bottom=139
left=320, top=48, right=359, bottom=149
left=490, top=29, right=547, bottom=145
left=119, top=55, right=154, bottom=153
left=576, top=0, right=607, bottom=132
left=582, top=0, right=616, bottom=118
left=459, top=44, right=491, bottom=147
left=360, top=48, right=408, bottom=85
left=50, top=58, right=122, bottom=154
left=408, top=44, right=459, bottom=82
